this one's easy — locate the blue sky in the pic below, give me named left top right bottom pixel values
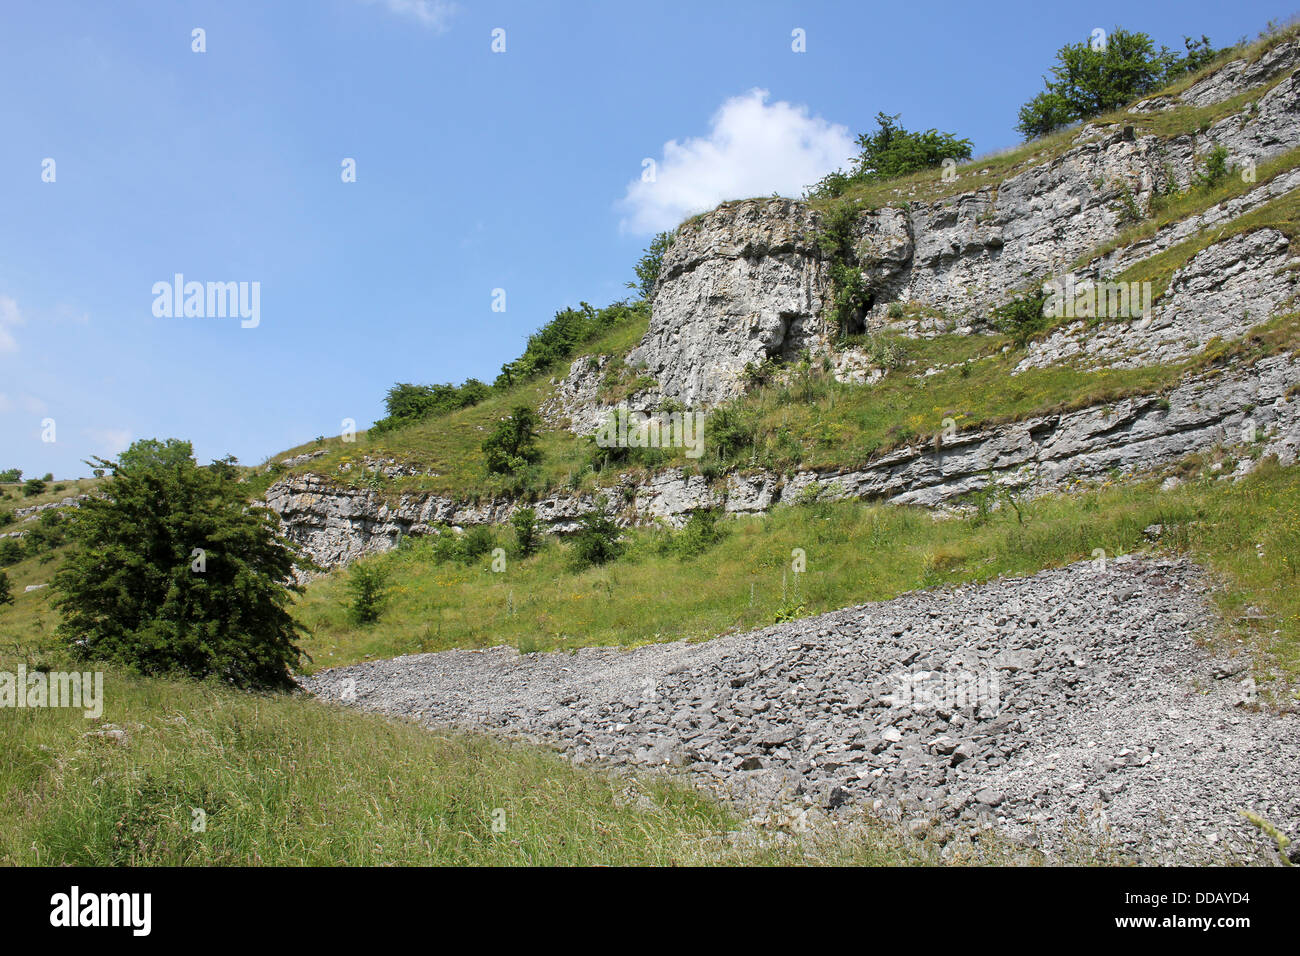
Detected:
left=0, top=0, right=1288, bottom=478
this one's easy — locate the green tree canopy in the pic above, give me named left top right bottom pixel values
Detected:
left=1017, top=29, right=1221, bottom=139
left=806, top=112, right=972, bottom=199
left=53, top=439, right=308, bottom=689
left=630, top=231, right=676, bottom=300
left=482, top=406, right=542, bottom=475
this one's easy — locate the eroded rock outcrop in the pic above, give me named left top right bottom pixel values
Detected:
left=267, top=350, right=1300, bottom=569
left=267, top=37, right=1300, bottom=572
left=572, top=36, right=1300, bottom=415
left=624, top=199, right=829, bottom=409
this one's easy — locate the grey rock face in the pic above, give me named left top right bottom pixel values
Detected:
left=11, top=495, right=88, bottom=520
left=540, top=354, right=619, bottom=434
left=1172, top=38, right=1300, bottom=109
left=590, top=40, right=1300, bottom=412
left=625, top=198, right=829, bottom=409
left=304, top=557, right=1300, bottom=864
left=266, top=39, right=1300, bottom=571
left=266, top=349, right=1300, bottom=570
left=1015, top=229, right=1300, bottom=373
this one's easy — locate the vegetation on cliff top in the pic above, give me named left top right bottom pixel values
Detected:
left=1016, top=27, right=1221, bottom=139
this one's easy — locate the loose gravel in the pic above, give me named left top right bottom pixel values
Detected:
left=304, top=556, right=1300, bottom=864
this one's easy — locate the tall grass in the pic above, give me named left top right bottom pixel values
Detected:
left=293, top=460, right=1300, bottom=696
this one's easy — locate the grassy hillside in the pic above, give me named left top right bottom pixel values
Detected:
left=261, top=24, right=1300, bottom=505
left=294, top=459, right=1300, bottom=698
left=2, top=455, right=1294, bottom=866
left=264, top=312, right=649, bottom=501
left=0, top=476, right=102, bottom=519
left=0, top=659, right=951, bottom=866
left=266, top=302, right=1299, bottom=506
left=4, top=21, right=1298, bottom=869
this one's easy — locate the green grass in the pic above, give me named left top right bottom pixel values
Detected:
left=266, top=314, right=650, bottom=501
left=0, top=646, right=971, bottom=865
left=0, top=476, right=102, bottom=522
left=293, top=458, right=1300, bottom=699
left=1116, top=186, right=1300, bottom=301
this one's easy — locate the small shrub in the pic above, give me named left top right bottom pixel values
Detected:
left=22, top=479, right=46, bottom=497
left=483, top=406, right=542, bottom=476
left=460, top=525, right=496, bottom=562
left=347, top=562, right=390, bottom=626
left=570, top=511, right=623, bottom=569
left=673, top=509, right=726, bottom=558
left=0, top=539, right=23, bottom=566
left=511, top=507, right=540, bottom=557
left=991, top=291, right=1050, bottom=346
left=1196, top=144, right=1233, bottom=190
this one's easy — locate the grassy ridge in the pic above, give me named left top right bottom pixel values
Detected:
left=294, top=459, right=1300, bottom=697
left=263, top=306, right=1299, bottom=506
left=265, top=315, right=649, bottom=500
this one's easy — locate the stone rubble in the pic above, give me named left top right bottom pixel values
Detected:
left=305, top=556, right=1300, bottom=864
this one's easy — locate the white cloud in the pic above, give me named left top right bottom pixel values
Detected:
left=363, top=0, right=456, bottom=31
left=0, top=295, right=22, bottom=353
left=619, top=89, right=857, bottom=235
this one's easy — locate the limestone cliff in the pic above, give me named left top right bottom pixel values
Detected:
left=267, top=35, right=1300, bottom=570
left=559, top=33, right=1300, bottom=416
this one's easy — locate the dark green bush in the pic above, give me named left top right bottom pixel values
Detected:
left=569, top=511, right=623, bottom=569
left=1016, top=29, right=1221, bottom=139
left=511, top=507, right=540, bottom=557
left=347, top=562, right=390, bottom=626
left=460, top=525, right=496, bottom=562
left=483, top=406, right=542, bottom=476
left=806, top=113, right=972, bottom=200
left=52, top=439, right=308, bottom=689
